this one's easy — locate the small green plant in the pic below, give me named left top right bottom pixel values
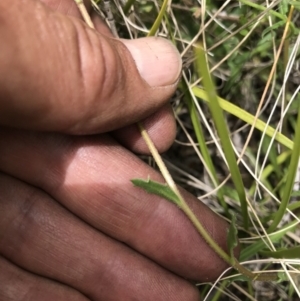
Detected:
left=132, top=46, right=279, bottom=283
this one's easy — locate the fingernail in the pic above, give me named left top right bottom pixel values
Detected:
left=122, top=37, right=182, bottom=87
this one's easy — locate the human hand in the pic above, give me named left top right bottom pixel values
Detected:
left=0, top=1, right=233, bottom=300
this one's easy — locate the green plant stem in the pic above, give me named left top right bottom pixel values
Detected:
left=138, top=122, right=277, bottom=282
left=239, top=0, right=288, bottom=21
left=194, top=45, right=249, bottom=229
left=181, top=196, right=277, bottom=281
left=147, top=0, right=169, bottom=36
left=137, top=123, right=178, bottom=193
left=138, top=124, right=230, bottom=264
left=181, top=81, right=228, bottom=214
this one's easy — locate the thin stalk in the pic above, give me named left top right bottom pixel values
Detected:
left=137, top=123, right=178, bottom=193
left=138, top=122, right=277, bottom=281
left=138, top=124, right=277, bottom=281
left=194, top=45, right=249, bottom=229
left=239, top=0, right=289, bottom=21
left=147, top=0, right=169, bottom=37
left=181, top=81, right=228, bottom=214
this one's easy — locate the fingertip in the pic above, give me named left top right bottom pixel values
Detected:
left=112, top=105, right=176, bottom=154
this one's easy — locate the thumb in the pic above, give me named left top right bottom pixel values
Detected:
left=0, top=0, right=181, bottom=134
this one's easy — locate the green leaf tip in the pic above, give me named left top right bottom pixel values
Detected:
left=260, top=245, right=300, bottom=259
left=131, top=178, right=182, bottom=205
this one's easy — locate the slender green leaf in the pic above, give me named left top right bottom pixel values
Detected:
left=277, top=271, right=289, bottom=282
left=194, top=45, right=249, bottom=229
left=131, top=178, right=181, bottom=205
left=268, top=95, right=300, bottom=233
left=260, top=246, right=300, bottom=259
left=181, top=81, right=228, bottom=214
left=239, top=0, right=287, bottom=21
left=225, top=275, right=250, bottom=286
left=240, top=220, right=298, bottom=261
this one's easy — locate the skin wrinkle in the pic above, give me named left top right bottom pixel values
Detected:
left=68, top=176, right=143, bottom=239
left=137, top=200, right=176, bottom=255
left=55, top=18, right=89, bottom=122
left=6, top=209, right=111, bottom=289
left=54, top=0, right=62, bottom=12
left=64, top=0, right=74, bottom=16
left=88, top=190, right=132, bottom=231
left=70, top=20, right=85, bottom=103
left=3, top=3, right=58, bottom=123
left=92, top=156, right=162, bottom=238
left=95, top=38, right=126, bottom=117
left=76, top=23, right=102, bottom=99
left=68, top=33, right=122, bottom=133
left=7, top=189, right=42, bottom=253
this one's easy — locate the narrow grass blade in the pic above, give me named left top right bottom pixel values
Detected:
left=181, top=81, right=228, bottom=214
left=248, top=151, right=291, bottom=196
left=240, top=219, right=298, bottom=261
left=194, top=45, right=249, bottom=229
left=147, top=0, right=169, bottom=37
left=267, top=98, right=300, bottom=233
left=260, top=246, right=300, bottom=259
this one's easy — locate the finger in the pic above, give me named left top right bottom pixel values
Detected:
left=0, top=173, right=200, bottom=301
left=0, top=1, right=181, bottom=134
left=112, top=104, right=177, bottom=154
left=0, top=129, right=234, bottom=282
left=0, top=256, right=90, bottom=301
